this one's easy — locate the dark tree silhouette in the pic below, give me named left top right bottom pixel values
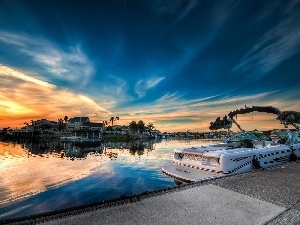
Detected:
left=137, top=120, right=145, bottom=134
left=129, top=121, right=138, bottom=133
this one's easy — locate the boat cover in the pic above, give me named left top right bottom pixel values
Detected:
left=209, top=106, right=300, bottom=130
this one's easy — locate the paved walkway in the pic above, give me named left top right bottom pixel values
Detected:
left=3, top=162, right=300, bottom=225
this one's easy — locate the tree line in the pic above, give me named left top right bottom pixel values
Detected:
left=128, top=120, right=155, bottom=134
left=24, top=116, right=156, bottom=134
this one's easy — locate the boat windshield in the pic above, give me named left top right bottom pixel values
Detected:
left=224, top=132, right=271, bottom=143
left=253, top=132, right=272, bottom=141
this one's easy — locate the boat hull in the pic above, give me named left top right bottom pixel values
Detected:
left=164, top=145, right=292, bottom=182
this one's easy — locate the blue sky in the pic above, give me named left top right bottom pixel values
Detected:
left=0, top=0, right=300, bottom=132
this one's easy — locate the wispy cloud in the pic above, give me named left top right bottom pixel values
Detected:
left=0, top=65, right=56, bottom=89
left=103, top=75, right=129, bottom=100
left=178, top=0, right=199, bottom=20
left=155, top=89, right=237, bottom=107
left=158, top=2, right=233, bottom=79
left=155, top=92, right=184, bottom=103
left=135, top=76, right=165, bottom=98
left=149, top=0, right=199, bottom=20
left=78, top=94, right=110, bottom=114
left=0, top=30, right=94, bottom=87
left=193, top=91, right=278, bottom=108
left=232, top=5, right=300, bottom=80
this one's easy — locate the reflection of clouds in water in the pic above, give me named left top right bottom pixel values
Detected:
left=0, top=142, right=113, bottom=204
left=0, top=141, right=156, bottom=204
left=0, top=139, right=211, bottom=206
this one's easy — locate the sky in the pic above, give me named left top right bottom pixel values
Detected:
left=0, top=0, right=300, bottom=132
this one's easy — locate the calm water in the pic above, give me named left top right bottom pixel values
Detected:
left=0, top=138, right=212, bottom=220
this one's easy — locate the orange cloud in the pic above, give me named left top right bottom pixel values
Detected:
left=0, top=65, right=111, bottom=128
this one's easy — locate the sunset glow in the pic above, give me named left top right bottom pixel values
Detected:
left=0, top=1, right=300, bottom=132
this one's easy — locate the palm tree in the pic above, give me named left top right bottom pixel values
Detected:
left=110, top=117, right=115, bottom=126
left=109, top=116, right=120, bottom=126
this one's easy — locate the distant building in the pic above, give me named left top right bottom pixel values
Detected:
left=31, top=119, right=59, bottom=132
left=67, top=117, right=90, bottom=130
left=120, top=125, right=129, bottom=134
left=9, top=119, right=59, bottom=136
left=21, top=119, right=59, bottom=133
left=81, top=122, right=104, bottom=131
left=147, top=129, right=161, bottom=138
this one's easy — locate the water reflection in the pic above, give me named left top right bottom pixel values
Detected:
left=0, top=138, right=210, bottom=220
left=9, top=139, right=157, bottom=160
left=0, top=139, right=166, bottom=205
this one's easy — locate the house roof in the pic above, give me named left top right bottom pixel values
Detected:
left=68, top=117, right=89, bottom=123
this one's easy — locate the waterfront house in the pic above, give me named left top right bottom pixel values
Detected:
left=7, top=119, right=59, bottom=137
left=81, top=122, right=105, bottom=131
left=31, top=119, right=59, bottom=133
left=67, top=117, right=90, bottom=130
left=120, top=125, right=130, bottom=134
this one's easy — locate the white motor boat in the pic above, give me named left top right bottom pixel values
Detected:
left=162, top=106, right=300, bottom=182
